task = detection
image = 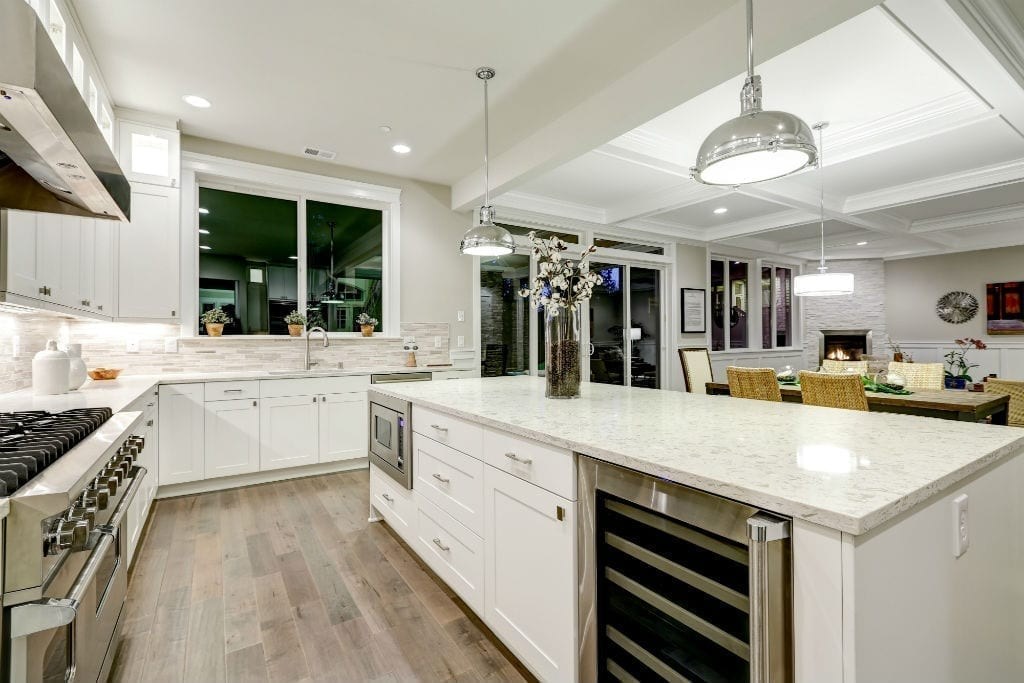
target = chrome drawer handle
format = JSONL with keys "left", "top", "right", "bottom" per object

{"left": 432, "top": 537, "right": 450, "bottom": 552}
{"left": 224, "top": 389, "right": 243, "bottom": 393}
{"left": 146, "top": 420, "right": 154, "bottom": 427}
{"left": 381, "top": 493, "right": 394, "bottom": 503}
{"left": 432, "top": 473, "right": 450, "bottom": 484}
{"left": 430, "top": 424, "right": 449, "bottom": 433}
{"left": 504, "top": 452, "right": 533, "bottom": 465}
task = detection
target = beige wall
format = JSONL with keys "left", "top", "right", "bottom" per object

{"left": 885, "top": 246, "right": 1024, "bottom": 342}
{"left": 181, "top": 136, "right": 475, "bottom": 347}
{"left": 668, "top": 242, "right": 709, "bottom": 391}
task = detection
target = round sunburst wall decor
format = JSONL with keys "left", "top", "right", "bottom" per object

{"left": 936, "top": 291, "right": 978, "bottom": 324}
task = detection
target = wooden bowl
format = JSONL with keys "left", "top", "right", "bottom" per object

{"left": 87, "top": 368, "right": 122, "bottom": 381}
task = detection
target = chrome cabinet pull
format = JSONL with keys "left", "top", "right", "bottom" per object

{"left": 224, "top": 389, "right": 243, "bottom": 393}
{"left": 430, "top": 424, "right": 448, "bottom": 433}
{"left": 432, "top": 473, "right": 450, "bottom": 484}
{"left": 381, "top": 493, "right": 394, "bottom": 503}
{"left": 146, "top": 419, "right": 154, "bottom": 427}
{"left": 504, "top": 451, "right": 533, "bottom": 465}
{"left": 432, "top": 537, "right": 450, "bottom": 552}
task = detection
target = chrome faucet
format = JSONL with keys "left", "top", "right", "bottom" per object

{"left": 305, "top": 326, "right": 329, "bottom": 370}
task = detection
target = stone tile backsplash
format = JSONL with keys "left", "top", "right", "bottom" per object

{"left": 0, "top": 312, "right": 450, "bottom": 395}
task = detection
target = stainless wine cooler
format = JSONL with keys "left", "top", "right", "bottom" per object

{"left": 579, "top": 457, "right": 792, "bottom": 682}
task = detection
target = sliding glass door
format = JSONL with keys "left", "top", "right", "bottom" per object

{"left": 588, "top": 263, "right": 662, "bottom": 388}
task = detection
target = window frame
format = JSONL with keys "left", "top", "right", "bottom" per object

{"left": 180, "top": 152, "right": 401, "bottom": 338}
{"left": 761, "top": 262, "right": 795, "bottom": 350}
{"left": 710, "top": 253, "right": 802, "bottom": 354}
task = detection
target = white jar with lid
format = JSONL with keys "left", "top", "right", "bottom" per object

{"left": 33, "top": 340, "right": 70, "bottom": 395}
{"left": 67, "top": 343, "right": 87, "bottom": 390}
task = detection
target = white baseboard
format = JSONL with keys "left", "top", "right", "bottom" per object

{"left": 155, "top": 457, "right": 369, "bottom": 498}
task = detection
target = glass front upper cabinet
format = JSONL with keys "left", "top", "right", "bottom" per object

{"left": 117, "top": 120, "right": 181, "bottom": 187}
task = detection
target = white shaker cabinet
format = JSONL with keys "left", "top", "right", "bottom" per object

{"left": 483, "top": 466, "right": 577, "bottom": 683}
{"left": 318, "top": 392, "right": 368, "bottom": 463}
{"left": 205, "top": 399, "right": 260, "bottom": 479}
{"left": 126, "top": 393, "right": 159, "bottom": 564}
{"left": 260, "top": 395, "right": 319, "bottom": 471}
{"left": 157, "top": 383, "right": 205, "bottom": 485}
{"left": 116, "top": 183, "right": 180, "bottom": 321}
{"left": 117, "top": 120, "right": 181, "bottom": 188}
{"left": 0, "top": 210, "right": 62, "bottom": 307}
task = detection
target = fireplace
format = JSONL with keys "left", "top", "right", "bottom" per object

{"left": 817, "top": 329, "right": 872, "bottom": 364}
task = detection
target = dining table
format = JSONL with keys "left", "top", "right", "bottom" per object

{"left": 704, "top": 381, "right": 1011, "bottom": 425}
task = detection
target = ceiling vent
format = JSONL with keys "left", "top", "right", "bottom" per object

{"left": 302, "top": 146, "right": 336, "bottom": 161}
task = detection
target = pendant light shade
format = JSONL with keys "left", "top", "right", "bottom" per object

{"left": 692, "top": 0, "right": 817, "bottom": 186}
{"left": 793, "top": 122, "right": 854, "bottom": 297}
{"left": 460, "top": 67, "right": 514, "bottom": 256}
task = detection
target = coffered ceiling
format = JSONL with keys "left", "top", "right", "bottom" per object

{"left": 494, "top": 0, "right": 1024, "bottom": 261}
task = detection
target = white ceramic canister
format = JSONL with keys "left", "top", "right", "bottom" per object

{"left": 33, "top": 340, "right": 70, "bottom": 395}
{"left": 67, "top": 343, "right": 87, "bottom": 390}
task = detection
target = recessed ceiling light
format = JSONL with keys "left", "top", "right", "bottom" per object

{"left": 713, "top": 207, "right": 728, "bottom": 215}
{"left": 198, "top": 228, "right": 210, "bottom": 235}
{"left": 379, "top": 125, "right": 392, "bottom": 134}
{"left": 198, "top": 207, "right": 209, "bottom": 214}
{"left": 856, "top": 241, "right": 868, "bottom": 246}
{"left": 199, "top": 245, "right": 211, "bottom": 250}
{"left": 183, "top": 94, "right": 211, "bottom": 108}
{"left": 392, "top": 143, "right": 411, "bottom": 154}
{"left": 289, "top": 255, "right": 298, "bottom": 260}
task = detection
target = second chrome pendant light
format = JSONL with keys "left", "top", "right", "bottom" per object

{"left": 459, "top": 67, "right": 514, "bottom": 256}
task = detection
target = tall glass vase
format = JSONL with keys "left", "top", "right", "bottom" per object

{"left": 544, "top": 307, "right": 581, "bottom": 399}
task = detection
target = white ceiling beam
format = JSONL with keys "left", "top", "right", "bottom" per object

{"left": 450, "top": 0, "right": 884, "bottom": 211}
{"left": 604, "top": 180, "right": 725, "bottom": 225}
{"left": 494, "top": 191, "right": 607, "bottom": 225}
{"left": 703, "top": 208, "right": 819, "bottom": 242}
{"left": 910, "top": 201, "right": 1024, "bottom": 232}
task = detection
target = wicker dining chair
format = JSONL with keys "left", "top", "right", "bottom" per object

{"left": 799, "top": 371, "right": 868, "bottom": 411}
{"left": 678, "top": 348, "right": 714, "bottom": 394}
{"left": 984, "top": 379, "right": 1024, "bottom": 427}
{"left": 820, "top": 359, "right": 868, "bottom": 375}
{"left": 726, "top": 367, "right": 782, "bottom": 402}
{"left": 887, "top": 361, "right": 944, "bottom": 390}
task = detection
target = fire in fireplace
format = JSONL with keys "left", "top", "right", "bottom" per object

{"left": 817, "top": 329, "right": 873, "bottom": 364}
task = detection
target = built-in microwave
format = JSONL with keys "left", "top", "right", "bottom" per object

{"left": 368, "top": 391, "right": 413, "bottom": 489}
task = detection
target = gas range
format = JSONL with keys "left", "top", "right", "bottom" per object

{"left": 1, "top": 406, "right": 150, "bottom": 683}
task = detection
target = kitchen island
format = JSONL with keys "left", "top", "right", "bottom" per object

{"left": 370, "top": 376, "right": 1024, "bottom": 683}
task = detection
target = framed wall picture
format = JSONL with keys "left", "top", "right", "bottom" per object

{"left": 681, "top": 288, "right": 706, "bottom": 333}
{"left": 987, "top": 282, "right": 1024, "bottom": 334}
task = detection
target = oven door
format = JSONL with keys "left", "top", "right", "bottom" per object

{"left": 7, "top": 531, "right": 125, "bottom": 683}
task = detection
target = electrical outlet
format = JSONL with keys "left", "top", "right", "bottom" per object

{"left": 434, "top": 336, "right": 442, "bottom": 348}
{"left": 457, "top": 310, "right": 465, "bottom": 322}
{"left": 953, "top": 494, "right": 969, "bottom": 557}
{"left": 164, "top": 337, "right": 179, "bottom": 353}
{"left": 126, "top": 337, "right": 140, "bottom": 353}
{"left": 457, "top": 335, "right": 465, "bottom": 348}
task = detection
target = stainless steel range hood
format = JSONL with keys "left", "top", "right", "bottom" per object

{"left": 0, "top": 0, "right": 130, "bottom": 221}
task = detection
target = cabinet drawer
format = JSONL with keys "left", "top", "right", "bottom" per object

{"left": 414, "top": 435, "right": 484, "bottom": 536}
{"left": 414, "top": 495, "right": 484, "bottom": 615}
{"left": 483, "top": 428, "right": 576, "bottom": 500}
{"left": 413, "top": 406, "right": 483, "bottom": 459}
{"left": 370, "top": 464, "right": 416, "bottom": 542}
{"left": 204, "top": 381, "right": 259, "bottom": 401}
{"left": 260, "top": 375, "right": 370, "bottom": 398}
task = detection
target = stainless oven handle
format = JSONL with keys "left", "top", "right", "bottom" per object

{"left": 96, "top": 466, "right": 148, "bottom": 536}
{"left": 8, "top": 532, "right": 117, "bottom": 638}
{"left": 747, "top": 513, "right": 790, "bottom": 683}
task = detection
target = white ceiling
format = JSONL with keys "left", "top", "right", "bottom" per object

{"left": 70, "top": 0, "right": 720, "bottom": 185}
{"left": 495, "top": 0, "right": 1024, "bottom": 261}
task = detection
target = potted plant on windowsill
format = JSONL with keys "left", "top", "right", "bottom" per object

{"left": 284, "top": 310, "right": 306, "bottom": 337}
{"left": 944, "top": 337, "right": 986, "bottom": 389}
{"left": 356, "top": 312, "right": 378, "bottom": 337}
{"left": 200, "top": 307, "right": 231, "bottom": 337}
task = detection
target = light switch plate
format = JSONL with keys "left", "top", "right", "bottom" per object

{"left": 457, "top": 310, "right": 465, "bottom": 322}
{"left": 953, "top": 494, "right": 969, "bottom": 557}
{"left": 434, "top": 336, "right": 442, "bottom": 348}
{"left": 126, "top": 337, "right": 140, "bottom": 353}
{"left": 164, "top": 337, "right": 179, "bottom": 353}
{"left": 457, "top": 335, "right": 465, "bottom": 348}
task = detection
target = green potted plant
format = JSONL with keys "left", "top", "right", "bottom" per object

{"left": 200, "top": 307, "right": 231, "bottom": 337}
{"left": 944, "top": 337, "right": 986, "bottom": 389}
{"left": 284, "top": 310, "right": 306, "bottom": 337}
{"left": 356, "top": 312, "right": 378, "bottom": 337}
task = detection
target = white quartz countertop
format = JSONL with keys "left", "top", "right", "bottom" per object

{"left": 0, "top": 366, "right": 459, "bottom": 414}
{"left": 371, "top": 376, "right": 1024, "bottom": 535}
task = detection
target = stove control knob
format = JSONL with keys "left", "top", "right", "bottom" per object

{"left": 45, "top": 519, "right": 89, "bottom": 554}
{"left": 68, "top": 504, "right": 95, "bottom": 529}
{"left": 94, "top": 474, "right": 117, "bottom": 497}
{"left": 88, "top": 481, "right": 110, "bottom": 510}
{"left": 128, "top": 434, "right": 145, "bottom": 450}
{"left": 101, "top": 467, "right": 122, "bottom": 489}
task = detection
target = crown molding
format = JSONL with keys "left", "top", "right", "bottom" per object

{"left": 494, "top": 191, "right": 607, "bottom": 225}
{"left": 843, "top": 158, "right": 1024, "bottom": 214}
{"left": 949, "top": 0, "right": 1024, "bottom": 88}
{"left": 605, "top": 182, "right": 727, "bottom": 224}
{"left": 615, "top": 217, "right": 706, "bottom": 243}
{"left": 910, "top": 200, "right": 1024, "bottom": 232}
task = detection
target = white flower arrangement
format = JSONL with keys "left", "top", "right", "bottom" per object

{"left": 518, "top": 232, "right": 602, "bottom": 315}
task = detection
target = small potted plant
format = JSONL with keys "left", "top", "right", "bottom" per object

{"left": 944, "top": 337, "right": 987, "bottom": 389}
{"left": 284, "top": 310, "right": 306, "bottom": 337}
{"left": 356, "top": 312, "right": 378, "bottom": 337}
{"left": 200, "top": 307, "right": 231, "bottom": 337}
{"left": 886, "top": 335, "right": 905, "bottom": 362}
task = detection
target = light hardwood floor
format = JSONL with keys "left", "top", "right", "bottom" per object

{"left": 110, "top": 469, "right": 533, "bottom": 683}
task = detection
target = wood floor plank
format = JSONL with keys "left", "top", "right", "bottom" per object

{"left": 278, "top": 549, "right": 320, "bottom": 607}
{"left": 254, "top": 571, "right": 312, "bottom": 683}
{"left": 225, "top": 642, "right": 271, "bottom": 683}
{"left": 184, "top": 596, "right": 226, "bottom": 682}
{"left": 294, "top": 523, "right": 361, "bottom": 624}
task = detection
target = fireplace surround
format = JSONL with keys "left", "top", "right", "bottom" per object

{"left": 817, "top": 329, "right": 873, "bottom": 364}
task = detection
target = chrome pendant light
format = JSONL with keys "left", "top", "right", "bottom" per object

{"left": 793, "top": 122, "right": 854, "bottom": 297}
{"left": 691, "top": 0, "right": 818, "bottom": 186}
{"left": 460, "top": 67, "right": 514, "bottom": 256}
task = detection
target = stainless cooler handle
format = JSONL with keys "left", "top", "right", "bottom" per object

{"left": 747, "top": 513, "right": 791, "bottom": 683}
